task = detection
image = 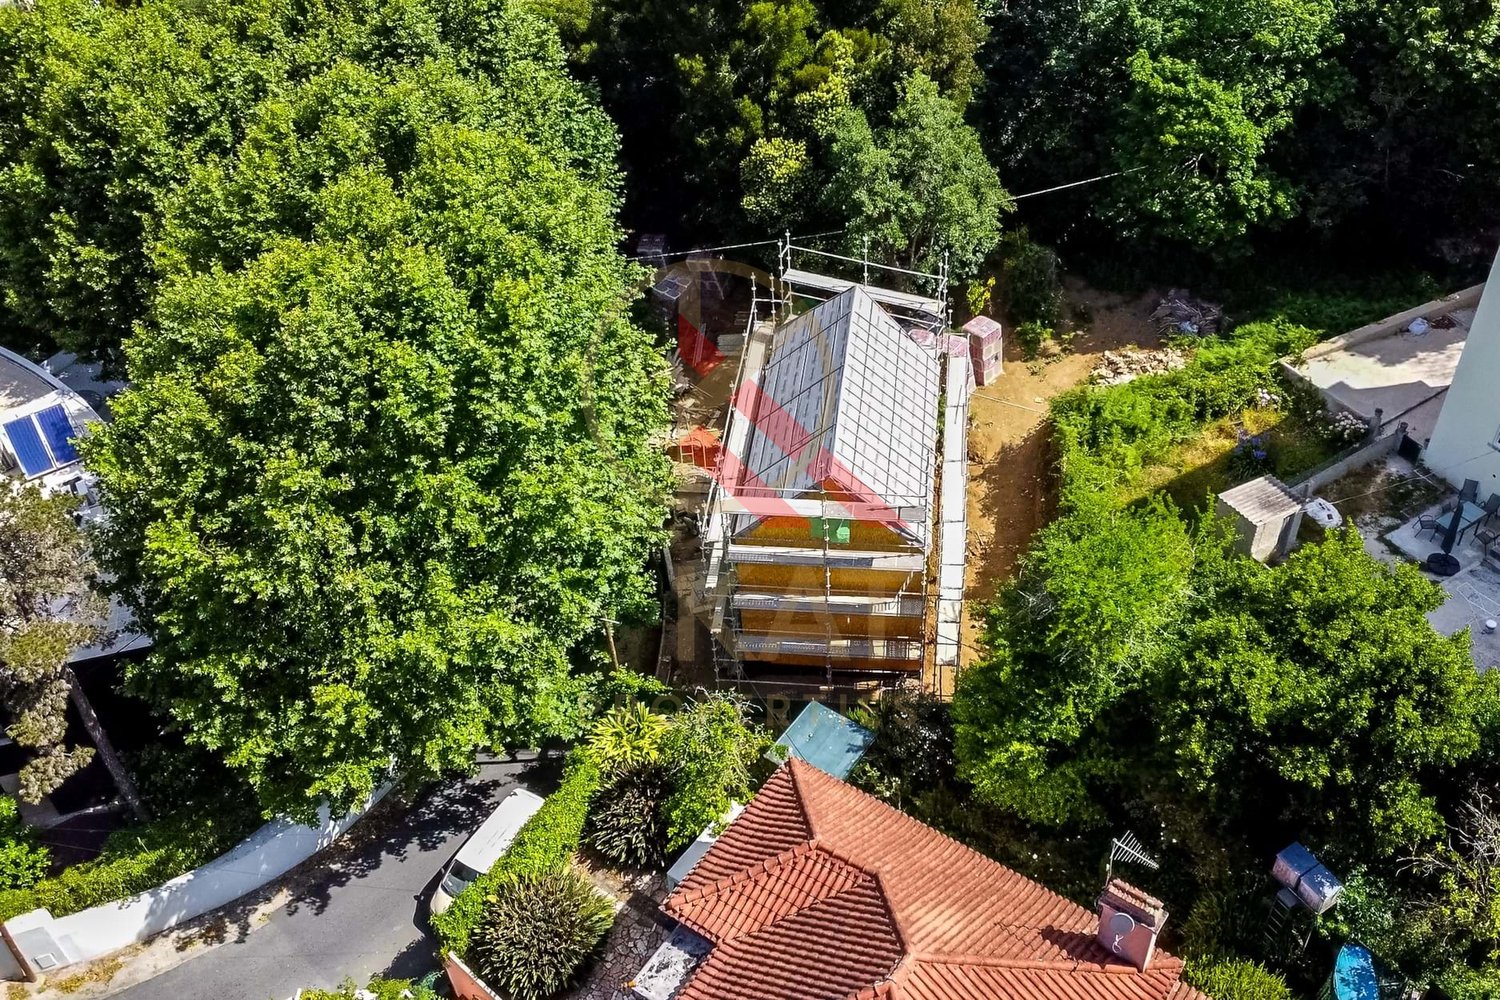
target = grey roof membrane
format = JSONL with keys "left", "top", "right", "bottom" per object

{"left": 737, "top": 286, "right": 940, "bottom": 538}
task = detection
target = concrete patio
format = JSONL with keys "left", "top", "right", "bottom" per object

{"left": 1287, "top": 285, "right": 1483, "bottom": 444}
{"left": 1387, "top": 503, "right": 1500, "bottom": 671}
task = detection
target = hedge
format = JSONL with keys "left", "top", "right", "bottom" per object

{"left": 431, "top": 751, "right": 603, "bottom": 959}
{"left": 0, "top": 792, "right": 260, "bottom": 922}
{"left": 1184, "top": 956, "right": 1292, "bottom": 1000}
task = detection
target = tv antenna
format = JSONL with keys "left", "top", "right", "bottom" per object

{"left": 1106, "top": 831, "right": 1160, "bottom": 883}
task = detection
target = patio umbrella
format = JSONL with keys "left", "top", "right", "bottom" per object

{"left": 1426, "top": 503, "right": 1465, "bottom": 576}
{"left": 1441, "top": 503, "right": 1464, "bottom": 555}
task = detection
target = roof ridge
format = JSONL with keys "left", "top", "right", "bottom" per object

{"left": 788, "top": 759, "right": 1035, "bottom": 875}
{"left": 667, "top": 838, "right": 822, "bottom": 908}
{"left": 908, "top": 952, "right": 1186, "bottom": 975}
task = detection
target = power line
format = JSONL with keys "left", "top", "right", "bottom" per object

{"left": 626, "top": 228, "right": 845, "bottom": 262}
{"left": 1012, "top": 166, "right": 1145, "bottom": 201}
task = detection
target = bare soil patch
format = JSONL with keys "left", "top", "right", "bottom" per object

{"left": 959, "top": 281, "right": 1162, "bottom": 673}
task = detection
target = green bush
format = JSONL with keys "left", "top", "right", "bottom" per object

{"left": 657, "top": 694, "right": 770, "bottom": 850}
{"left": 299, "top": 977, "right": 436, "bottom": 1000}
{"left": 470, "top": 867, "right": 614, "bottom": 1000}
{"left": 1015, "top": 321, "right": 1052, "bottom": 359}
{"left": 586, "top": 703, "right": 668, "bottom": 776}
{"left": 1185, "top": 957, "right": 1292, "bottom": 1000}
{"left": 0, "top": 789, "right": 260, "bottom": 921}
{"left": 998, "top": 229, "right": 1063, "bottom": 328}
{"left": 586, "top": 763, "right": 670, "bottom": 869}
{"left": 0, "top": 795, "right": 49, "bottom": 891}
{"left": 432, "top": 751, "right": 602, "bottom": 958}
{"left": 1050, "top": 320, "right": 1317, "bottom": 503}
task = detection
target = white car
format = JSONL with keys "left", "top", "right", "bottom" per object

{"left": 430, "top": 788, "right": 545, "bottom": 916}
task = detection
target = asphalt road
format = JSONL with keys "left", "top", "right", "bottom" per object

{"left": 113, "top": 754, "right": 549, "bottom": 1000}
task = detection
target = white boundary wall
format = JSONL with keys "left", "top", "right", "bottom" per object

{"left": 935, "top": 336, "right": 974, "bottom": 676}
{"left": 4, "top": 784, "right": 391, "bottom": 978}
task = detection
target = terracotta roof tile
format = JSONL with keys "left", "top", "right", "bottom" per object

{"left": 660, "top": 759, "right": 1207, "bottom": 1000}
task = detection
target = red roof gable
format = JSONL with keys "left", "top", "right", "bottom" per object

{"left": 662, "top": 759, "right": 1207, "bottom": 1000}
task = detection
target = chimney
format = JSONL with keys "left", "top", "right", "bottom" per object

{"left": 1096, "top": 878, "right": 1167, "bottom": 971}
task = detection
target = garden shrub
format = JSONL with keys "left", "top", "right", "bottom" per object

{"left": 1015, "top": 321, "right": 1052, "bottom": 359}
{"left": 432, "top": 750, "right": 602, "bottom": 958}
{"left": 0, "top": 795, "right": 48, "bottom": 891}
{"left": 586, "top": 702, "right": 668, "bottom": 776}
{"left": 470, "top": 867, "right": 614, "bottom": 1000}
{"left": 1184, "top": 956, "right": 1292, "bottom": 1000}
{"left": 300, "top": 977, "right": 435, "bottom": 1000}
{"left": 657, "top": 694, "right": 769, "bottom": 850}
{"left": 0, "top": 788, "right": 260, "bottom": 921}
{"left": 998, "top": 229, "right": 1063, "bottom": 328}
{"left": 586, "top": 763, "right": 670, "bottom": 869}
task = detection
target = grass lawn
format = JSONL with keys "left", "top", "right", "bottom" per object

{"left": 1119, "top": 405, "right": 1346, "bottom": 511}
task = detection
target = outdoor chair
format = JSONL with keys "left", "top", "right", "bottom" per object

{"left": 1461, "top": 479, "right": 1480, "bottom": 503}
{"left": 1479, "top": 527, "right": 1500, "bottom": 549}
{"left": 1484, "top": 493, "right": 1500, "bottom": 524}
{"left": 1441, "top": 497, "right": 1459, "bottom": 513}
{"left": 1417, "top": 513, "right": 1440, "bottom": 537}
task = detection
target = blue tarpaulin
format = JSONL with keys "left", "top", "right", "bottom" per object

{"left": 773, "top": 702, "right": 875, "bottom": 780}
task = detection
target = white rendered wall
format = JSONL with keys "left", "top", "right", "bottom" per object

{"left": 4, "top": 785, "right": 389, "bottom": 977}
{"left": 1426, "top": 249, "right": 1500, "bottom": 492}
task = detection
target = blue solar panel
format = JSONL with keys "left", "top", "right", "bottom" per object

{"left": 4, "top": 417, "right": 52, "bottom": 477}
{"left": 34, "top": 405, "right": 77, "bottom": 465}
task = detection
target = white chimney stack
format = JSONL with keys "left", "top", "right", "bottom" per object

{"left": 1096, "top": 878, "right": 1167, "bottom": 972}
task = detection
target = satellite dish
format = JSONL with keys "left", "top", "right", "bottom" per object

{"left": 1109, "top": 912, "right": 1137, "bottom": 938}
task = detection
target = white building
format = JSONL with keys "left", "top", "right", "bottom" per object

{"left": 1425, "top": 249, "right": 1500, "bottom": 494}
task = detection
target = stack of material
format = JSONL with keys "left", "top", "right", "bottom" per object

{"left": 1152, "top": 289, "right": 1225, "bottom": 336}
{"left": 1090, "top": 347, "right": 1187, "bottom": 385}
{"left": 962, "top": 315, "right": 1003, "bottom": 386}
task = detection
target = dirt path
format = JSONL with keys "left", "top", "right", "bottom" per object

{"left": 957, "top": 281, "right": 1162, "bottom": 672}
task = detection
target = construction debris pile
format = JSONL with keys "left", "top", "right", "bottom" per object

{"left": 1152, "top": 289, "right": 1226, "bottom": 336}
{"left": 1090, "top": 347, "right": 1188, "bottom": 385}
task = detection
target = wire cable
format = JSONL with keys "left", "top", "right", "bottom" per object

{"left": 625, "top": 228, "right": 845, "bottom": 262}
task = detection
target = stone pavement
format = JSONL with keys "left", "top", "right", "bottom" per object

{"left": 567, "top": 871, "right": 671, "bottom": 1000}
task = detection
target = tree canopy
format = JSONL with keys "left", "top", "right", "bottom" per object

{"left": 0, "top": 484, "right": 105, "bottom": 802}
{"left": 63, "top": 0, "right": 670, "bottom": 818}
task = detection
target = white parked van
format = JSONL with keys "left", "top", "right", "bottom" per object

{"left": 430, "top": 787, "right": 545, "bottom": 916}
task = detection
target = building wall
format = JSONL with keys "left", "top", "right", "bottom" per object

{"left": 733, "top": 563, "right": 920, "bottom": 596}
{"left": 735, "top": 514, "right": 917, "bottom": 551}
{"left": 1427, "top": 250, "right": 1500, "bottom": 492}
{"left": 737, "top": 610, "right": 922, "bottom": 641}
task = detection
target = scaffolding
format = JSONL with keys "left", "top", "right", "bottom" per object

{"left": 698, "top": 244, "right": 955, "bottom": 686}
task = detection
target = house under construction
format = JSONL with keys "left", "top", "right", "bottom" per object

{"left": 698, "top": 241, "right": 973, "bottom": 686}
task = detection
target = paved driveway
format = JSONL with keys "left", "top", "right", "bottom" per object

{"left": 111, "top": 754, "right": 549, "bottom": 1000}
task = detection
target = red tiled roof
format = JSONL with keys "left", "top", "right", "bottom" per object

{"left": 663, "top": 759, "right": 1207, "bottom": 1000}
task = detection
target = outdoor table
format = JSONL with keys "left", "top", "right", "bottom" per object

{"left": 1434, "top": 500, "right": 1482, "bottom": 539}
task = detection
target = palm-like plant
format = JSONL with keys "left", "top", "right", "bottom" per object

{"left": 470, "top": 867, "right": 614, "bottom": 1000}
{"left": 586, "top": 702, "right": 668, "bottom": 775}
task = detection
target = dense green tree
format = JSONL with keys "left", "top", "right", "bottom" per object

{"left": 955, "top": 522, "right": 1500, "bottom": 857}
{"left": 1161, "top": 529, "right": 1493, "bottom": 855}
{"left": 825, "top": 73, "right": 1008, "bottom": 276}
{"left": 83, "top": 5, "right": 670, "bottom": 818}
{"left": 953, "top": 498, "right": 1193, "bottom": 825}
{"left": 0, "top": 0, "right": 625, "bottom": 367}
{"left": 578, "top": 0, "right": 999, "bottom": 263}
{"left": 0, "top": 484, "right": 144, "bottom": 815}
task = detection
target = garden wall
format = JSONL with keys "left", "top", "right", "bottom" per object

{"left": 1288, "top": 430, "right": 1404, "bottom": 498}
{"left": 1, "top": 785, "right": 390, "bottom": 980}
